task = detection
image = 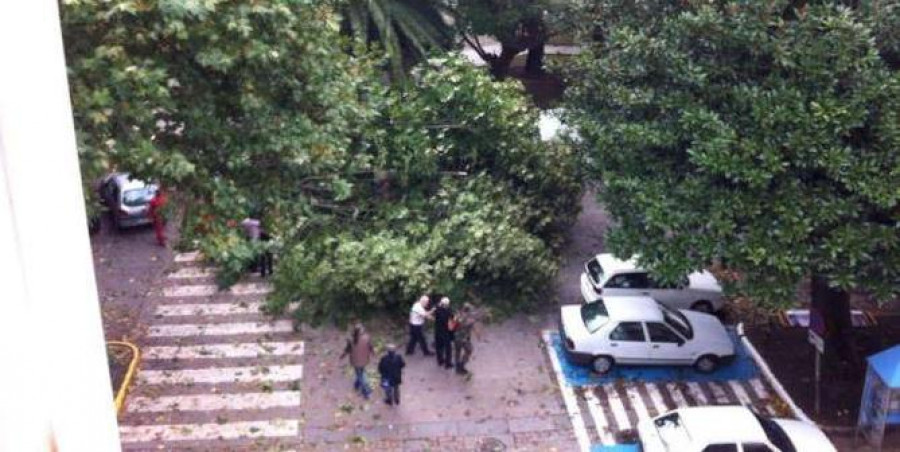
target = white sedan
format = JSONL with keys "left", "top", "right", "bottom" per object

{"left": 639, "top": 406, "right": 836, "bottom": 452}
{"left": 560, "top": 295, "right": 735, "bottom": 373}
{"left": 581, "top": 253, "right": 724, "bottom": 313}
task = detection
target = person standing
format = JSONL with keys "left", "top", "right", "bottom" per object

{"left": 339, "top": 323, "right": 375, "bottom": 399}
{"left": 454, "top": 303, "right": 477, "bottom": 375}
{"left": 240, "top": 213, "right": 263, "bottom": 274}
{"left": 378, "top": 344, "right": 405, "bottom": 406}
{"left": 148, "top": 187, "right": 168, "bottom": 247}
{"left": 258, "top": 228, "right": 274, "bottom": 277}
{"left": 406, "top": 295, "right": 433, "bottom": 356}
{"left": 433, "top": 297, "right": 454, "bottom": 369}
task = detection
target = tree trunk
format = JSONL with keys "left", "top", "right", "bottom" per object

{"left": 488, "top": 44, "right": 520, "bottom": 79}
{"left": 525, "top": 43, "right": 545, "bottom": 77}
{"left": 810, "top": 274, "right": 859, "bottom": 366}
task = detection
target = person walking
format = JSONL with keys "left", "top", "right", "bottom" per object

{"left": 433, "top": 297, "right": 454, "bottom": 369}
{"left": 454, "top": 303, "right": 477, "bottom": 375}
{"left": 258, "top": 228, "right": 274, "bottom": 277}
{"left": 148, "top": 187, "right": 168, "bottom": 247}
{"left": 406, "top": 295, "right": 433, "bottom": 356}
{"left": 339, "top": 323, "right": 375, "bottom": 399}
{"left": 240, "top": 213, "right": 265, "bottom": 275}
{"left": 378, "top": 344, "right": 405, "bottom": 406}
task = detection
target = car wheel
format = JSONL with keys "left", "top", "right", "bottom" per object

{"left": 592, "top": 355, "right": 614, "bottom": 374}
{"left": 690, "top": 300, "right": 714, "bottom": 313}
{"left": 694, "top": 355, "right": 718, "bottom": 373}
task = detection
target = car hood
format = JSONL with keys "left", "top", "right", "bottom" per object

{"left": 561, "top": 305, "right": 591, "bottom": 343}
{"left": 687, "top": 271, "right": 723, "bottom": 293}
{"left": 682, "top": 310, "right": 734, "bottom": 353}
{"left": 772, "top": 419, "right": 836, "bottom": 452}
{"left": 637, "top": 419, "right": 667, "bottom": 452}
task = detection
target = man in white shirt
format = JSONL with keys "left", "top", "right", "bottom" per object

{"left": 406, "top": 295, "right": 434, "bottom": 356}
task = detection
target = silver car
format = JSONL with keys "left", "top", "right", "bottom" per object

{"left": 99, "top": 173, "right": 158, "bottom": 229}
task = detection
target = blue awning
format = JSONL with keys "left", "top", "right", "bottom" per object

{"left": 868, "top": 345, "right": 900, "bottom": 388}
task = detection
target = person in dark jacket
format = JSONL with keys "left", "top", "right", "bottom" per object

{"left": 378, "top": 343, "right": 405, "bottom": 406}
{"left": 433, "top": 297, "right": 455, "bottom": 369}
{"left": 339, "top": 323, "right": 375, "bottom": 399}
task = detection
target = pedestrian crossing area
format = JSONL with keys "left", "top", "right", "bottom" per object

{"left": 118, "top": 251, "right": 303, "bottom": 450}
{"left": 573, "top": 378, "right": 780, "bottom": 446}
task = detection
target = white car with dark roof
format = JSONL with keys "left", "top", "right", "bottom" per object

{"left": 560, "top": 295, "right": 735, "bottom": 374}
{"left": 581, "top": 253, "right": 725, "bottom": 313}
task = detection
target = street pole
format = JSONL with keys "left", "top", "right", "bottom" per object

{"left": 0, "top": 1, "right": 122, "bottom": 450}
{"left": 815, "top": 348, "right": 821, "bottom": 415}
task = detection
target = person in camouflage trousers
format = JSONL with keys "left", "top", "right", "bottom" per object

{"left": 453, "top": 303, "right": 477, "bottom": 375}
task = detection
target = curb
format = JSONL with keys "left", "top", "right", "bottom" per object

{"left": 737, "top": 323, "right": 812, "bottom": 423}
{"left": 107, "top": 340, "right": 140, "bottom": 415}
{"left": 542, "top": 330, "right": 591, "bottom": 452}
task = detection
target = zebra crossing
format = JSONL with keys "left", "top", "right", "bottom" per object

{"left": 118, "top": 251, "right": 303, "bottom": 450}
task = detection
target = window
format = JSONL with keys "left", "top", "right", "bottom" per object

{"left": 742, "top": 444, "right": 775, "bottom": 452}
{"left": 122, "top": 187, "right": 156, "bottom": 206}
{"left": 659, "top": 302, "right": 694, "bottom": 340}
{"left": 649, "top": 275, "right": 689, "bottom": 289}
{"left": 647, "top": 322, "right": 683, "bottom": 343}
{"left": 580, "top": 301, "right": 609, "bottom": 334}
{"left": 586, "top": 258, "right": 604, "bottom": 284}
{"left": 605, "top": 272, "right": 650, "bottom": 289}
{"left": 609, "top": 322, "right": 645, "bottom": 342}
{"left": 702, "top": 445, "right": 737, "bottom": 452}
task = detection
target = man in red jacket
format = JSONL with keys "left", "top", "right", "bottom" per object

{"left": 148, "top": 187, "right": 167, "bottom": 246}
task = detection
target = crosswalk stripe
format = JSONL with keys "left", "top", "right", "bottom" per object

{"left": 686, "top": 382, "right": 709, "bottom": 405}
{"left": 148, "top": 320, "right": 293, "bottom": 337}
{"left": 155, "top": 302, "right": 264, "bottom": 317}
{"left": 119, "top": 419, "right": 298, "bottom": 443}
{"left": 602, "top": 385, "right": 631, "bottom": 431}
{"left": 624, "top": 385, "right": 651, "bottom": 423}
{"left": 584, "top": 388, "right": 615, "bottom": 445}
{"left": 167, "top": 267, "right": 215, "bottom": 279}
{"left": 140, "top": 364, "right": 303, "bottom": 385}
{"left": 128, "top": 391, "right": 301, "bottom": 413}
{"left": 173, "top": 251, "right": 203, "bottom": 263}
{"left": 665, "top": 383, "right": 691, "bottom": 407}
{"left": 728, "top": 380, "right": 754, "bottom": 406}
{"left": 748, "top": 378, "right": 777, "bottom": 415}
{"left": 707, "top": 382, "right": 731, "bottom": 405}
{"left": 144, "top": 341, "right": 305, "bottom": 360}
{"left": 163, "top": 283, "right": 272, "bottom": 298}
{"left": 645, "top": 383, "right": 669, "bottom": 416}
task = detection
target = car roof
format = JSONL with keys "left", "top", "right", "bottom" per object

{"left": 676, "top": 406, "right": 767, "bottom": 444}
{"left": 595, "top": 253, "right": 642, "bottom": 274}
{"left": 111, "top": 173, "right": 152, "bottom": 191}
{"left": 601, "top": 296, "right": 663, "bottom": 322}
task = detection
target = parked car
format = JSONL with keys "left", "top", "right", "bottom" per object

{"left": 560, "top": 295, "right": 735, "bottom": 374}
{"left": 580, "top": 253, "right": 724, "bottom": 313}
{"left": 99, "top": 173, "right": 158, "bottom": 229}
{"left": 638, "top": 405, "right": 836, "bottom": 452}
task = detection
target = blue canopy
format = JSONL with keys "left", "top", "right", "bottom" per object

{"left": 869, "top": 344, "right": 900, "bottom": 388}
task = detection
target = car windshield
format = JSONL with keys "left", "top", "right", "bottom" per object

{"left": 659, "top": 302, "right": 693, "bottom": 340}
{"left": 586, "top": 258, "right": 604, "bottom": 284}
{"left": 754, "top": 413, "right": 796, "bottom": 452}
{"left": 654, "top": 412, "right": 693, "bottom": 450}
{"left": 581, "top": 301, "right": 609, "bottom": 334}
{"left": 122, "top": 187, "right": 156, "bottom": 206}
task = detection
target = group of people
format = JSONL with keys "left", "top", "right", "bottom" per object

{"left": 339, "top": 294, "right": 479, "bottom": 407}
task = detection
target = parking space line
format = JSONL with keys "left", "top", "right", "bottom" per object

{"left": 584, "top": 388, "right": 616, "bottom": 445}
{"left": 748, "top": 379, "right": 777, "bottom": 415}
{"left": 664, "top": 383, "right": 691, "bottom": 407}
{"left": 624, "top": 385, "right": 651, "bottom": 423}
{"left": 603, "top": 385, "right": 631, "bottom": 431}
{"left": 644, "top": 383, "right": 669, "bottom": 416}
{"left": 728, "top": 380, "right": 754, "bottom": 406}
{"left": 707, "top": 382, "right": 731, "bottom": 405}
{"left": 542, "top": 331, "right": 590, "bottom": 452}
{"left": 686, "top": 382, "right": 709, "bottom": 405}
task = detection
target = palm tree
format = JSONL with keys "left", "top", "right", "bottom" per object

{"left": 343, "top": 0, "right": 453, "bottom": 78}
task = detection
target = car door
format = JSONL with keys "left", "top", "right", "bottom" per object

{"left": 603, "top": 272, "right": 653, "bottom": 298}
{"left": 607, "top": 321, "right": 650, "bottom": 364}
{"left": 645, "top": 322, "right": 691, "bottom": 364}
{"left": 649, "top": 275, "right": 692, "bottom": 310}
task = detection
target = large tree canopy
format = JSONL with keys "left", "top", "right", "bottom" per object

{"left": 566, "top": 1, "right": 900, "bottom": 351}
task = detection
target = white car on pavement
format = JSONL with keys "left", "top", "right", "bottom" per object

{"left": 638, "top": 405, "right": 836, "bottom": 452}
{"left": 560, "top": 295, "right": 735, "bottom": 373}
{"left": 581, "top": 253, "right": 724, "bottom": 313}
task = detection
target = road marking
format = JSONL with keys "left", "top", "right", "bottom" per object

{"left": 728, "top": 380, "right": 754, "bottom": 406}
{"left": 167, "top": 267, "right": 215, "bottom": 279}
{"left": 148, "top": 320, "right": 293, "bottom": 337}
{"left": 603, "top": 385, "right": 631, "bottom": 431}
{"left": 584, "top": 388, "right": 615, "bottom": 445}
{"left": 645, "top": 383, "right": 669, "bottom": 416}
{"left": 686, "top": 382, "right": 709, "bottom": 405}
{"left": 542, "top": 331, "right": 590, "bottom": 452}
{"left": 163, "top": 283, "right": 272, "bottom": 298}
{"left": 173, "top": 251, "right": 203, "bottom": 263}
{"left": 144, "top": 341, "right": 305, "bottom": 360}
{"left": 155, "top": 302, "right": 264, "bottom": 317}
{"left": 127, "top": 391, "right": 301, "bottom": 413}
{"left": 139, "top": 364, "right": 303, "bottom": 385}
{"left": 707, "top": 382, "right": 731, "bottom": 405}
{"left": 119, "top": 419, "right": 298, "bottom": 443}
{"left": 665, "top": 383, "right": 691, "bottom": 407}
{"left": 624, "top": 385, "right": 651, "bottom": 423}
{"left": 748, "top": 378, "right": 777, "bottom": 415}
